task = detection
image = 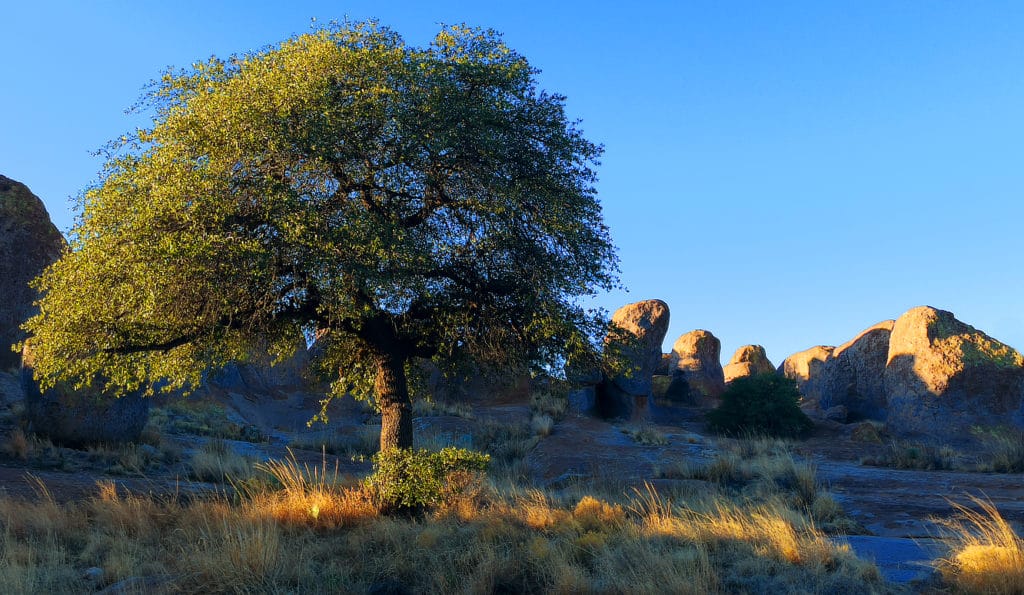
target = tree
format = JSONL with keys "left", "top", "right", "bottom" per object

{"left": 706, "top": 374, "right": 813, "bottom": 439}
{"left": 22, "top": 21, "right": 618, "bottom": 452}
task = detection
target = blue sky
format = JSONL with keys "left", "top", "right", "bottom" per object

{"left": 3, "top": 1, "right": 1023, "bottom": 364}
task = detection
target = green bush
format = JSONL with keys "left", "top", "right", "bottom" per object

{"left": 706, "top": 374, "right": 813, "bottom": 439}
{"left": 367, "top": 447, "right": 490, "bottom": 510}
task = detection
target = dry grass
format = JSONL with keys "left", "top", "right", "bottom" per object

{"left": 248, "top": 450, "right": 377, "bottom": 528}
{"left": 2, "top": 428, "right": 30, "bottom": 460}
{"left": 412, "top": 399, "right": 474, "bottom": 419}
{"left": 937, "top": 496, "right": 1024, "bottom": 594}
{"left": 1, "top": 430, "right": 60, "bottom": 466}
{"left": 973, "top": 427, "right": 1024, "bottom": 473}
{"left": 621, "top": 424, "right": 670, "bottom": 446}
{"left": 530, "top": 390, "right": 568, "bottom": 420}
{"left": 0, "top": 453, "right": 892, "bottom": 594}
{"left": 289, "top": 424, "right": 380, "bottom": 458}
{"left": 861, "top": 440, "right": 963, "bottom": 471}
{"left": 188, "top": 439, "right": 255, "bottom": 483}
{"left": 531, "top": 413, "right": 554, "bottom": 437}
{"left": 659, "top": 438, "right": 859, "bottom": 534}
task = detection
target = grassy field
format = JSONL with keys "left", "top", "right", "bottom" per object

{"left": 1, "top": 398, "right": 1022, "bottom": 593}
{"left": 0, "top": 457, "right": 888, "bottom": 594}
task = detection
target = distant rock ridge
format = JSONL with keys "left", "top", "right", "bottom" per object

{"left": 781, "top": 306, "right": 1024, "bottom": 436}
{"left": 0, "top": 174, "right": 65, "bottom": 370}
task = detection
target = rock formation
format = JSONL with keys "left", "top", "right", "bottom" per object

{"left": 883, "top": 306, "right": 1024, "bottom": 436}
{"left": 781, "top": 306, "right": 1024, "bottom": 437}
{"left": 778, "top": 345, "right": 834, "bottom": 398}
{"left": 666, "top": 329, "right": 724, "bottom": 404}
{"left": 723, "top": 345, "right": 775, "bottom": 384}
{"left": 206, "top": 334, "right": 311, "bottom": 396}
{"left": 21, "top": 343, "right": 150, "bottom": 446}
{"left": 818, "top": 320, "right": 893, "bottom": 420}
{"left": 597, "top": 299, "right": 670, "bottom": 419}
{"left": 0, "top": 175, "right": 65, "bottom": 370}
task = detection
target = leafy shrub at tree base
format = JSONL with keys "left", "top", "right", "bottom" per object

{"left": 367, "top": 447, "right": 490, "bottom": 512}
{"left": 706, "top": 374, "right": 813, "bottom": 439}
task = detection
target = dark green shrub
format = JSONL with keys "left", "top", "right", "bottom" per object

{"left": 706, "top": 374, "right": 812, "bottom": 439}
{"left": 367, "top": 447, "right": 490, "bottom": 510}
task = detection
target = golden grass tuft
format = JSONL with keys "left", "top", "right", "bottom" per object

{"left": 248, "top": 450, "right": 377, "bottom": 528}
{"left": 188, "top": 439, "right": 255, "bottom": 482}
{"left": 938, "top": 496, "right": 1024, "bottom": 594}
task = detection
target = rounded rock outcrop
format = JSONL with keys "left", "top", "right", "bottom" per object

{"left": 21, "top": 344, "right": 150, "bottom": 446}
{"left": 883, "top": 306, "right": 1024, "bottom": 436}
{"left": 0, "top": 175, "right": 65, "bottom": 370}
{"left": 598, "top": 299, "right": 671, "bottom": 419}
{"left": 723, "top": 345, "right": 775, "bottom": 384}
{"left": 818, "top": 321, "right": 893, "bottom": 420}
{"left": 778, "top": 345, "right": 834, "bottom": 406}
{"left": 667, "top": 330, "right": 724, "bottom": 405}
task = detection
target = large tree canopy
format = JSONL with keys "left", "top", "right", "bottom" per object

{"left": 23, "top": 21, "right": 618, "bottom": 450}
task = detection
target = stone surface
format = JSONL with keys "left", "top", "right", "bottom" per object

{"left": 567, "top": 385, "right": 596, "bottom": 415}
{"left": 834, "top": 536, "right": 945, "bottom": 585}
{"left": 597, "top": 300, "right": 670, "bottom": 419}
{"left": 206, "top": 334, "right": 310, "bottom": 395}
{"left": 604, "top": 300, "right": 671, "bottom": 396}
{"left": 883, "top": 306, "right": 1024, "bottom": 436}
{"left": 0, "top": 370, "right": 23, "bottom": 410}
{"left": 0, "top": 175, "right": 65, "bottom": 370}
{"left": 667, "top": 330, "right": 724, "bottom": 405}
{"left": 778, "top": 345, "right": 834, "bottom": 406}
{"left": 653, "top": 353, "right": 672, "bottom": 376}
{"left": 22, "top": 346, "right": 150, "bottom": 446}
{"left": 722, "top": 344, "right": 775, "bottom": 384}
{"left": 822, "top": 404, "right": 849, "bottom": 423}
{"left": 817, "top": 321, "right": 893, "bottom": 420}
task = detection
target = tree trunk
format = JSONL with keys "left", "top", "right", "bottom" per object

{"left": 376, "top": 351, "right": 413, "bottom": 452}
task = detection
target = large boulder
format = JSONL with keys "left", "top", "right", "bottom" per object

{"left": 0, "top": 175, "right": 65, "bottom": 370}
{"left": 0, "top": 370, "right": 23, "bottom": 412}
{"left": 597, "top": 299, "right": 670, "bottom": 419}
{"left": 723, "top": 345, "right": 775, "bottom": 384}
{"left": 778, "top": 345, "right": 834, "bottom": 406}
{"left": 208, "top": 334, "right": 311, "bottom": 395}
{"left": 883, "top": 306, "right": 1024, "bottom": 436}
{"left": 667, "top": 330, "right": 725, "bottom": 405}
{"left": 21, "top": 345, "right": 150, "bottom": 446}
{"left": 817, "top": 321, "right": 893, "bottom": 420}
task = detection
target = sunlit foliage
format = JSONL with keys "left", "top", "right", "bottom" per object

{"left": 22, "top": 20, "right": 618, "bottom": 449}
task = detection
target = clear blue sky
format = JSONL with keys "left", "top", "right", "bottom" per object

{"left": 3, "top": 1, "right": 1023, "bottom": 364}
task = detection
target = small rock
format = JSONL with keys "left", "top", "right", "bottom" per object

{"left": 82, "top": 567, "right": 104, "bottom": 582}
{"left": 823, "top": 405, "right": 848, "bottom": 423}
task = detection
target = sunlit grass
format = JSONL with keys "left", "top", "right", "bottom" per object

{"left": 247, "top": 450, "right": 377, "bottom": 528}
{"left": 937, "top": 496, "right": 1024, "bottom": 594}
{"left": 0, "top": 454, "right": 891, "bottom": 593}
